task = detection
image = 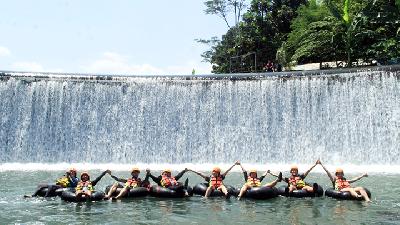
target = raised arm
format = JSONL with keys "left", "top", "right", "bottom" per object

{"left": 143, "top": 173, "right": 150, "bottom": 183}
{"left": 187, "top": 169, "right": 208, "bottom": 179}
{"left": 319, "top": 162, "right": 335, "bottom": 185}
{"left": 110, "top": 173, "right": 127, "bottom": 183}
{"left": 348, "top": 173, "right": 368, "bottom": 183}
{"left": 238, "top": 162, "right": 246, "bottom": 172}
{"left": 222, "top": 161, "right": 239, "bottom": 177}
{"left": 145, "top": 169, "right": 161, "bottom": 185}
{"left": 303, "top": 160, "right": 319, "bottom": 178}
{"left": 258, "top": 170, "right": 271, "bottom": 182}
{"left": 92, "top": 170, "right": 110, "bottom": 186}
{"left": 237, "top": 162, "right": 248, "bottom": 181}
{"left": 175, "top": 168, "right": 189, "bottom": 181}
{"left": 268, "top": 170, "right": 279, "bottom": 178}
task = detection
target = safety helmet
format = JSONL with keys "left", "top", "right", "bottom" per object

{"left": 249, "top": 169, "right": 257, "bottom": 174}
{"left": 212, "top": 167, "right": 221, "bottom": 173}
{"left": 131, "top": 167, "right": 140, "bottom": 173}
{"left": 68, "top": 168, "right": 77, "bottom": 173}
{"left": 335, "top": 168, "right": 344, "bottom": 173}
{"left": 290, "top": 165, "right": 298, "bottom": 171}
{"left": 163, "top": 169, "right": 172, "bottom": 173}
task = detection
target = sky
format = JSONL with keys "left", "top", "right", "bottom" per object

{"left": 0, "top": 1, "right": 232, "bottom": 75}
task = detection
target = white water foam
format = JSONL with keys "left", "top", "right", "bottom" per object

{"left": 1, "top": 72, "right": 399, "bottom": 165}
{"left": 1, "top": 163, "right": 400, "bottom": 174}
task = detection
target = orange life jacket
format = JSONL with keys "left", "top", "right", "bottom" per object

{"left": 246, "top": 176, "right": 261, "bottom": 187}
{"left": 160, "top": 175, "right": 178, "bottom": 188}
{"left": 209, "top": 175, "right": 223, "bottom": 188}
{"left": 335, "top": 177, "right": 350, "bottom": 190}
{"left": 125, "top": 177, "right": 140, "bottom": 188}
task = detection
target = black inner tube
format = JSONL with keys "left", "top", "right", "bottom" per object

{"left": 104, "top": 184, "right": 149, "bottom": 198}
{"left": 149, "top": 185, "right": 192, "bottom": 198}
{"left": 244, "top": 186, "right": 278, "bottom": 200}
{"left": 325, "top": 187, "right": 371, "bottom": 200}
{"left": 192, "top": 183, "right": 238, "bottom": 197}
{"left": 277, "top": 184, "right": 324, "bottom": 198}
{"left": 60, "top": 190, "right": 105, "bottom": 202}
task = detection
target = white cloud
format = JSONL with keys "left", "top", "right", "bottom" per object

{"left": 165, "top": 60, "right": 212, "bottom": 75}
{"left": 83, "top": 52, "right": 212, "bottom": 75}
{"left": 83, "top": 52, "right": 163, "bottom": 75}
{"left": 11, "top": 61, "right": 63, "bottom": 73}
{"left": 0, "top": 46, "right": 11, "bottom": 57}
{"left": 11, "top": 62, "right": 44, "bottom": 71}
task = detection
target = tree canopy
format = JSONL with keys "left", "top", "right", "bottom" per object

{"left": 199, "top": 0, "right": 400, "bottom": 73}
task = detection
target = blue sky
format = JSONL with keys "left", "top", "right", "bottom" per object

{"left": 0, "top": 1, "right": 231, "bottom": 75}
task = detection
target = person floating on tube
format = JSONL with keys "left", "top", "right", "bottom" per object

{"left": 319, "top": 160, "right": 371, "bottom": 202}
{"left": 275, "top": 160, "right": 320, "bottom": 194}
{"left": 236, "top": 161, "right": 282, "bottom": 200}
{"left": 188, "top": 161, "right": 238, "bottom": 199}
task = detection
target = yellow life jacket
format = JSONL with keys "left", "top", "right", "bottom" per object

{"left": 289, "top": 176, "right": 305, "bottom": 189}
{"left": 56, "top": 176, "right": 70, "bottom": 188}
{"left": 246, "top": 176, "right": 261, "bottom": 187}
{"left": 76, "top": 181, "right": 94, "bottom": 191}
{"left": 296, "top": 180, "right": 305, "bottom": 188}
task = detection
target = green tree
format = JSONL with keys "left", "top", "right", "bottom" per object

{"left": 197, "top": 0, "right": 249, "bottom": 68}
{"left": 282, "top": 0, "right": 400, "bottom": 67}
{"left": 199, "top": 0, "right": 307, "bottom": 73}
{"left": 324, "top": 0, "right": 400, "bottom": 66}
{"left": 278, "top": 0, "right": 345, "bottom": 67}
{"left": 204, "top": 0, "right": 248, "bottom": 28}
{"left": 353, "top": 0, "right": 400, "bottom": 64}
{"left": 323, "top": 0, "right": 357, "bottom": 66}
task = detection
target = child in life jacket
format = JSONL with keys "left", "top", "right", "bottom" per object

{"left": 319, "top": 161, "right": 370, "bottom": 202}
{"left": 55, "top": 168, "right": 79, "bottom": 188}
{"left": 75, "top": 170, "right": 109, "bottom": 199}
{"left": 236, "top": 162, "right": 283, "bottom": 200}
{"left": 104, "top": 167, "right": 150, "bottom": 200}
{"left": 280, "top": 160, "right": 320, "bottom": 193}
{"left": 24, "top": 168, "right": 79, "bottom": 198}
{"left": 189, "top": 161, "right": 238, "bottom": 199}
{"left": 147, "top": 168, "right": 189, "bottom": 195}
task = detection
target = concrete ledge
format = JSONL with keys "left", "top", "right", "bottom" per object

{"left": 0, "top": 65, "right": 399, "bottom": 83}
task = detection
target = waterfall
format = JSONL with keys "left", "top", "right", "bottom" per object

{"left": 0, "top": 69, "right": 399, "bottom": 165}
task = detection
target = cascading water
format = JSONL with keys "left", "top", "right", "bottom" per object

{"left": 0, "top": 69, "right": 399, "bottom": 166}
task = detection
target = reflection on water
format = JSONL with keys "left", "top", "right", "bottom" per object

{"left": 333, "top": 202, "right": 349, "bottom": 225}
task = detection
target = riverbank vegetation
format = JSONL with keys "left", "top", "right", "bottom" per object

{"left": 199, "top": 0, "right": 400, "bottom": 73}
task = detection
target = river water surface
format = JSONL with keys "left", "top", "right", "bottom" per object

{"left": 0, "top": 170, "right": 399, "bottom": 225}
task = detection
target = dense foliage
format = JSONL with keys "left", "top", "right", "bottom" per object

{"left": 200, "top": 0, "right": 400, "bottom": 73}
